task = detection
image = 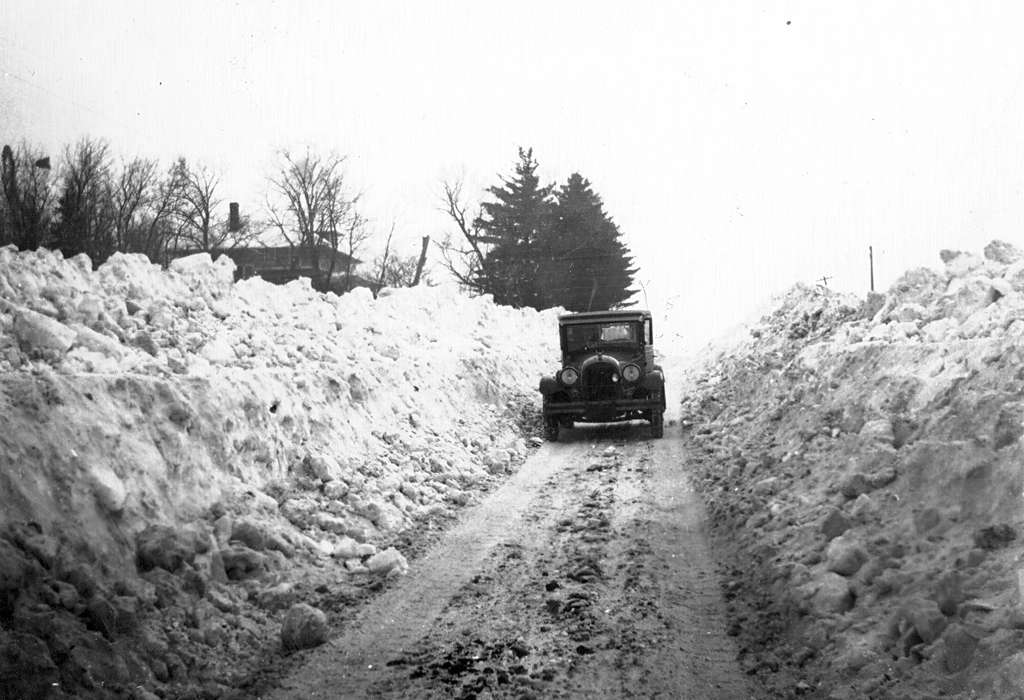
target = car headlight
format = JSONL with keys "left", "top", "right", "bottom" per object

{"left": 559, "top": 367, "right": 579, "bottom": 386}
{"left": 621, "top": 364, "right": 641, "bottom": 383}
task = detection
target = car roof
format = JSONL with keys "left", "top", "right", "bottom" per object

{"left": 558, "top": 310, "right": 652, "bottom": 325}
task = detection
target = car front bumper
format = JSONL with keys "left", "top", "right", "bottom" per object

{"left": 543, "top": 398, "right": 664, "bottom": 418}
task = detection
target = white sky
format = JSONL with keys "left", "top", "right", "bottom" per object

{"left": 3, "top": 1, "right": 1024, "bottom": 348}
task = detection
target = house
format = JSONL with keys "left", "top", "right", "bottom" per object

{"left": 170, "top": 245, "right": 361, "bottom": 290}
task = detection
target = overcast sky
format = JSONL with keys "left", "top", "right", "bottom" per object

{"left": 3, "top": 1, "right": 1024, "bottom": 347}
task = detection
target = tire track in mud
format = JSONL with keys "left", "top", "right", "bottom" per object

{"left": 591, "top": 436, "right": 753, "bottom": 698}
{"left": 265, "top": 425, "right": 751, "bottom": 698}
{"left": 264, "top": 437, "right": 588, "bottom": 699}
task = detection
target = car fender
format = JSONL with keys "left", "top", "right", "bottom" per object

{"left": 642, "top": 369, "right": 664, "bottom": 392}
{"left": 539, "top": 376, "right": 560, "bottom": 395}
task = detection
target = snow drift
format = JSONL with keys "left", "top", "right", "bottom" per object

{"left": 680, "top": 241, "right": 1024, "bottom": 698}
{"left": 1, "top": 248, "right": 557, "bottom": 558}
{"left": 0, "top": 246, "right": 558, "bottom": 697}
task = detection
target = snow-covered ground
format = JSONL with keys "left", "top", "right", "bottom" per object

{"left": 0, "top": 247, "right": 568, "bottom": 697}
{"left": 679, "top": 241, "right": 1024, "bottom": 698}
{"left": 6, "top": 240, "right": 1023, "bottom": 698}
{"left": 0, "top": 247, "right": 567, "bottom": 565}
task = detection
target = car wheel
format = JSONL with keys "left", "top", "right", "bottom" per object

{"left": 650, "top": 410, "right": 664, "bottom": 439}
{"left": 545, "top": 418, "right": 559, "bottom": 442}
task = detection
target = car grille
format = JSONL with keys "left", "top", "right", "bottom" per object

{"left": 582, "top": 362, "right": 618, "bottom": 401}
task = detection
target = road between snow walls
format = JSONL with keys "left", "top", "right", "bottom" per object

{"left": 0, "top": 246, "right": 558, "bottom": 699}
{"left": 680, "top": 241, "right": 1024, "bottom": 699}
{"left": 4, "top": 241, "right": 1024, "bottom": 700}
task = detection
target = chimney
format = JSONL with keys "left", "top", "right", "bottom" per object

{"left": 228, "top": 202, "right": 240, "bottom": 232}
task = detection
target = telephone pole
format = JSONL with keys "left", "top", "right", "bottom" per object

{"left": 869, "top": 246, "right": 875, "bottom": 292}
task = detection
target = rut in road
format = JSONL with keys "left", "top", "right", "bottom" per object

{"left": 266, "top": 424, "right": 752, "bottom": 699}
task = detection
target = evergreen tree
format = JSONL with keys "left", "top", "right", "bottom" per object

{"left": 541, "top": 173, "right": 637, "bottom": 311}
{"left": 1, "top": 143, "right": 54, "bottom": 250}
{"left": 443, "top": 150, "right": 637, "bottom": 311}
{"left": 472, "top": 148, "right": 555, "bottom": 308}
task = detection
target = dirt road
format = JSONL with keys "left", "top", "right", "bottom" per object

{"left": 264, "top": 424, "right": 752, "bottom": 699}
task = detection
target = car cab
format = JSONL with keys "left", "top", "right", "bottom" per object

{"left": 538, "top": 310, "right": 665, "bottom": 440}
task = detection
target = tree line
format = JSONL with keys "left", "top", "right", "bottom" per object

{"left": 2, "top": 140, "right": 635, "bottom": 309}
{"left": 1, "top": 138, "right": 255, "bottom": 264}
{"left": 0, "top": 139, "right": 424, "bottom": 293}
{"left": 440, "top": 148, "right": 637, "bottom": 312}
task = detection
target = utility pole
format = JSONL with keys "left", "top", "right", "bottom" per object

{"left": 412, "top": 235, "right": 430, "bottom": 286}
{"left": 869, "top": 246, "right": 875, "bottom": 292}
{"left": 819, "top": 275, "right": 832, "bottom": 288}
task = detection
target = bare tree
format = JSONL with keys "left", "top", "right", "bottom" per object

{"left": 175, "top": 158, "right": 220, "bottom": 250}
{"left": 104, "top": 156, "right": 194, "bottom": 261}
{"left": 110, "top": 156, "right": 158, "bottom": 253}
{"left": 437, "top": 178, "right": 492, "bottom": 295}
{"left": 175, "top": 158, "right": 257, "bottom": 251}
{"left": 321, "top": 174, "right": 366, "bottom": 291}
{"left": 266, "top": 149, "right": 361, "bottom": 291}
{"left": 52, "top": 138, "right": 116, "bottom": 264}
{"left": 338, "top": 212, "right": 371, "bottom": 292}
{"left": 1, "top": 142, "right": 54, "bottom": 250}
{"left": 135, "top": 160, "right": 188, "bottom": 260}
{"left": 265, "top": 194, "right": 294, "bottom": 245}
{"left": 146, "top": 158, "right": 257, "bottom": 257}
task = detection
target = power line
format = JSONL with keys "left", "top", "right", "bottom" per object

{"left": 0, "top": 33, "right": 144, "bottom": 139}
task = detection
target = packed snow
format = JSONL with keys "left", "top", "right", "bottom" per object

{"left": 0, "top": 246, "right": 566, "bottom": 697}
{"left": 4, "top": 240, "right": 1024, "bottom": 698}
{"left": 0, "top": 247, "right": 561, "bottom": 556}
{"left": 680, "top": 241, "right": 1024, "bottom": 698}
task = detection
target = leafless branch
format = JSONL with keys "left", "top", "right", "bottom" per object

{"left": 266, "top": 148, "right": 362, "bottom": 291}
{"left": 438, "top": 179, "right": 492, "bottom": 294}
{"left": 174, "top": 158, "right": 223, "bottom": 250}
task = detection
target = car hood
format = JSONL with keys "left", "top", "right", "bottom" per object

{"left": 564, "top": 347, "right": 642, "bottom": 367}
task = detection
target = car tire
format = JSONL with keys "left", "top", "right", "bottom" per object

{"left": 650, "top": 410, "right": 664, "bottom": 439}
{"left": 545, "top": 418, "right": 559, "bottom": 442}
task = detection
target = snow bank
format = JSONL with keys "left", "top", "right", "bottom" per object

{"left": 0, "top": 245, "right": 558, "bottom": 571}
{"left": 680, "top": 241, "right": 1024, "bottom": 697}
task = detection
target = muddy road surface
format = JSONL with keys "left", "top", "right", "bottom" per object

{"left": 264, "top": 424, "right": 752, "bottom": 699}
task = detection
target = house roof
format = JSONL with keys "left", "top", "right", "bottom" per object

{"left": 171, "top": 245, "right": 361, "bottom": 267}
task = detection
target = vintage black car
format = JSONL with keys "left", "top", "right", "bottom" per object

{"left": 538, "top": 310, "right": 665, "bottom": 441}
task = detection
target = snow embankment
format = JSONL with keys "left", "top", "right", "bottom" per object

{"left": 0, "top": 246, "right": 563, "bottom": 696}
{"left": 0, "top": 245, "right": 557, "bottom": 587}
{"left": 680, "top": 241, "right": 1024, "bottom": 698}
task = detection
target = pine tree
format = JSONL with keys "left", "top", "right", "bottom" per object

{"left": 1, "top": 143, "right": 54, "bottom": 251}
{"left": 541, "top": 173, "right": 637, "bottom": 311}
{"left": 444, "top": 150, "right": 637, "bottom": 311}
{"left": 472, "top": 147, "right": 555, "bottom": 308}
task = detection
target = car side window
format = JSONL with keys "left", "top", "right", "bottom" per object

{"left": 644, "top": 319, "right": 652, "bottom": 345}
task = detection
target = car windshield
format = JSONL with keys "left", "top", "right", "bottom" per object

{"left": 563, "top": 322, "right": 639, "bottom": 352}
